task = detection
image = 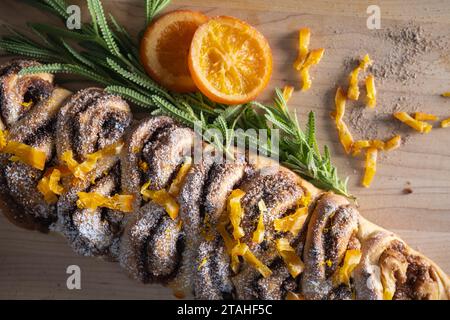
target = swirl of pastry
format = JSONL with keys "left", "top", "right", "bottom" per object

{"left": 231, "top": 164, "right": 316, "bottom": 300}
{"left": 119, "top": 117, "right": 195, "bottom": 283}
{"left": 178, "top": 151, "right": 250, "bottom": 299}
{"left": 0, "top": 60, "right": 71, "bottom": 231}
{"left": 0, "top": 60, "right": 54, "bottom": 130}
{"left": 353, "top": 229, "right": 450, "bottom": 300}
{"left": 55, "top": 88, "right": 132, "bottom": 258}
{"left": 120, "top": 116, "right": 175, "bottom": 210}
{"left": 301, "top": 193, "right": 359, "bottom": 300}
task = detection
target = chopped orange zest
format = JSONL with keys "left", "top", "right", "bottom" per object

{"left": 140, "top": 181, "right": 179, "bottom": 220}
{"left": 2, "top": 140, "right": 46, "bottom": 170}
{"left": 362, "top": 147, "right": 378, "bottom": 188}
{"left": 76, "top": 192, "right": 134, "bottom": 213}
{"left": 384, "top": 135, "right": 402, "bottom": 151}
{"left": 414, "top": 112, "right": 438, "bottom": 121}
{"left": 334, "top": 87, "right": 347, "bottom": 124}
{"left": 20, "top": 100, "right": 33, "bottom": 109}
{"left": 441, "top": 92, "right": 450, "bottom": 97}
{"left": 365, "top": 74, "right": 376, "bottom": 108}
{"left": 252, "top": 200, "right": 266, "bottom": 244}
{"left": 336, "top": 121, "right": 354, "bottom": 154}
{"left": 300, "top": 48, "right": 324, "bottom": 91}
{"left": 282, "top": 86, "right": 294, "bottom": 103}
{"left": 347, "top": 54, "right": 372, "bottom": 101}
{"left": 293, "top": 28, "right": 310, "bottom": 70}
{"left": 276, "top": 238, "right": 304, "bottom": 278}
{"left": 231, "top": 242, "right": 272, "bottom": 278}
{"left": 394, "top": 112, "right": 432, "bottom": 133}
{"left": 61, "top": 142, "right": 123, "bottom": 180}
{"left": 138, "top": 160, "right": 149, "bottom": 172}
{"left": 228, "top": 189, "right": 246, "bottom": 240}
{"left": 37, "top": 168, "right": 65, "bottom": 204}
{"left": 274, "top": 207, "right": 307, "bottom": 236}
{"left": 168, "top": 157, "right": 192, "bottom": 197}
{"left": 441, "top": 118, "right": 450, "bottom": 128}
{"left": 332, "top": 249, "right": 362, "bottom": 286}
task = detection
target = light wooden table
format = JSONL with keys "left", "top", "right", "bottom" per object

{"left": 0, "top": 0, "right": 449, "bottom": 299}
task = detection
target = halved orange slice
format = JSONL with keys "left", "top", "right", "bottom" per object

{"left": 140, "top": 10, "right": 209, "bottom": 92}
{"left": 188, "top": 16, "right": 273, "bottom": 104}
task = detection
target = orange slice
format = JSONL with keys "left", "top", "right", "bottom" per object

{"left": 140, "top": 10, "right": 209, "bottom": 92}
{"left": 188, "top": 16, "right": 273, "bottom": 104}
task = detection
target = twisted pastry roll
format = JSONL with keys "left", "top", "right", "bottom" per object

{"left": 353, "top": 227, "right": 450, "bottom": 300}
{"left": 117, "top": 116, "right": 449, "bottom": 300}
{"left": 55, "top": 88, "right": 132, "bottom": 258}
{"left": 178, "top": 151, "right": 250, "bottom": 299}
{"left": 120, "top": 117, "right": 195, "bottom": 283}
{"left": 231, "top": 165, "right": 319, "bottom": 300}
{"left": 301, "top": 193, "right": 359, "bottom": 300}
{"left": 0, "top": 60, "right": 71, "bottom": 231}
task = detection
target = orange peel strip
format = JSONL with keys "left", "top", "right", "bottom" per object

{"left": 76, "top": 192, "right": 134, "bottom": 213}
{"left": 394, "top": 112, "right": 432, "bottom": 133}
{"left": 414, "top": 112, "right": 438, "bottom": 121}
{"left": 348, "top": 54, "right": 372, "bottom": 101}
{"left": 441, "top": 118, "right": 450, "bottom": 128}
{"left": 252, "top": 200, "right": 266, "bottom": 244}
{"left": 300, "top": 48, "right": 324, "bottom": 91}
{"left": 273, "top": 207, "right": 308, "bottom": 236}
{"left": 293, "top": 28, "right": 310, "bottom": 71}
{"left": 332, "top": 249, "right": 362, "bottom": 286}
{"left": 365, "top": 74, "right": 376, "bottom": 108}
{"left": 231, "top": 242, "right": 272, "bottom": 278}
{"left": 140, "top": 181, "right": 179, "bottom": 220}
{"left": 227, "top": 189, "right": 246, "bottom": 240}
{"left": 362, "top": 147, "right": 378, "bottom": 188}
{"left": 275, "top": 238, "right": 305, "bottom": 278}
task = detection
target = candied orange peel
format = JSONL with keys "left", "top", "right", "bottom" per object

{"left": 333, "top": 249, "right": 362, "bottom": 286}
{"left": 37, "top": 168, "right": 65, "bottom": 204}
{"left": 362, "top": 147, "right": 378, "bottom": 188}
{"left": 2, "top": 141, "right": 47, "bottom": 170}
{"left": 441, "top": 92, "right": 450, "bottom": 97}
{"left": 441, "top": 118, "right": 450, "bottom": 128}
{"left": 293, "top": 28, "right": 310, "bottom": 71}
{"left": 276, "top": 238, "right": 304, "bottom": 278}
{"left": 61, "top": 142, "right": 123, "bottom": 180}
{"left": 300, "top": 48, "right": 325, "bottom": 91}
{"left": 76, "top": 192, "right": 134, "bottom": 213}
{"left": 347, "top": 54, "right": 372, "bottom": 101}
{"left": 167, "top": 157, "right": 192, "bottom": 197}
{"left": 282, "top": 85, "right": 294, "bottom": 103}
{"left": 228, "top": 189, "right": 246, "bottom": 240}
{"left": 365, "top": 74, "right": 376, "bottom": 108}
{"left": 231, "top": 242, "right": 272, "bottom": 278}
{"left": 333, "top": 87, "right": 354, "bottom": 154}
{"left": 394, "top": 112, "right": 432, "bottom": 133}
{"left": 273, "top": 206, "right": 307, "bottom": 236}
{"left": 252, "top": 200, "right": 266, "bottom": 244}
{"left": 140, "top": 180, "right": 179, "bottom": 220}
{"left": 414, "top": 112, "right": 438, "bottom": 121}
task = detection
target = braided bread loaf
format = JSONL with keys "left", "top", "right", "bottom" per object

{"left": 0, "top": 59, "right": 448, "bottom": 300}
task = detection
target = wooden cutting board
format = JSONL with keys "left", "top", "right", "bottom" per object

{"left": 0, "top": 0, "right": 449, "bottom": 299}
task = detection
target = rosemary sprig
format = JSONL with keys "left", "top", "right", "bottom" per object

{"left": 0, "top": 0, "right": 351, "bottom": 198}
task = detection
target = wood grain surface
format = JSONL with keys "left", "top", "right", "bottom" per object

{"left": 0, "top": 0, "right": 449, "bottom": 299}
